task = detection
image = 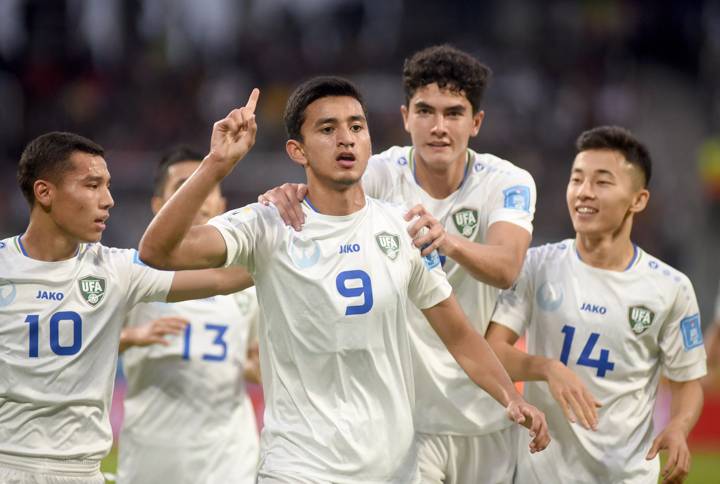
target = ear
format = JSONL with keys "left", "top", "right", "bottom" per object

{"left": 33, "top": 179, "right": 53, "bottom": 209}
{"left": 400, "top": 105, "right": 410, "bottom": 133}
{"left": 629, "top": 188, "right": 649, "bottom": 214}
{"left": 470, "top": 110, "right": 484, "bottom": 137}
{"left": 286, "top": 139, "right": 308, "bottom": 168}
{"left": 150, "top": 196, "right": 164, "bottom": 215}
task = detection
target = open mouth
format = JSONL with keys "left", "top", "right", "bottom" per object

{"left": 336, "top": 152, "right": 356, "bottom": 167}
{"left": 94, "top": 215, "right": 109, "bottom": 229}
{"left": 428, "top": 142, "right": 450, "bottom": 148}
{"left": 575, "top": 206, "right": 598, "bottom": 215}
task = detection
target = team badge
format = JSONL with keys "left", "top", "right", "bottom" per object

{"left": 79, "top": 275, "right": 106, "bottom": 307}
{"left": 375, "top": 232, "right": 400, "bottom": 260}
{"left": 680, "top": 314, "right": 703, "bottom": 350}
{"left": 628, "top": 305, "right": 655, "bottom": 334}
{"left": 452, "top": 208, "right": 479, "bottom": 238}
{"left": 288, "top": 235, "right": 321, "bottom": 269}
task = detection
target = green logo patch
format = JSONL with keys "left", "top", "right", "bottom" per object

{"left": 628, "top": 305, "right": 655, "bottom": 334}
{"left": 452, "top": 208, "right": 479, "bottom": 238}
{"left": 375, "top": 232, "right": 400, "bottom": 260}
{"left": 79, "top": 275, "right": 106, "bottom": 307}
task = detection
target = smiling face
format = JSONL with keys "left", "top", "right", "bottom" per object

{"left": 41, "top": 151, "right": 115, "bottom": 243}
{"left": 286, "top": 95, "right": 371, "bottom": 189}
{"left": 401, "top": 83, "right": 483, "bottom": 172}
{"left": 153, "top": 160, "right": 225, "bottom": 225}
{"left": 567, "top": 149, "right": 649, "bottom": 237}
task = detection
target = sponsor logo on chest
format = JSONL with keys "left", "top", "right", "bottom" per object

{"left": 580, "top": 302, "right": 606, "bottom": 315}
{"left": 452, "top": 208, "right": 479, "bottom": 238}
{"left": 339, "top": 243, "right": 361, "bottom": 254}
{"left": 36, "top": 290, "right": 64, "bottom": 301}
{"left": 628, "top": 305, "right": 655, "bottom": 334}
{"left": 79, "top": 275, "right": 106, "bottom": 307}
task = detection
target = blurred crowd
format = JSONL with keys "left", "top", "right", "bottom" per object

{"left": 1, "top": 0, "right": 719, "bottom": 324}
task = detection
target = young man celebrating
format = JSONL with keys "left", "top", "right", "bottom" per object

{"left": 0, "top": 133, "right": 252, "bottom": 483}
{"left": 117, "top": 147, "right": 260, "bottom": 484}
{"left": 487, "top": 126, "right": 706, "bottom": 484}
{"left": 139, "top": 78, "right": 548, "bottom": 483}
{"left": 260, "top": 45, "right": 537, "bottom": 483}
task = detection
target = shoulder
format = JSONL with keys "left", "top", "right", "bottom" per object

{"left": 470, "top": 151, "right": 535, "bottom": 185}
{"left": 637, "top": 249, "right": 693, "bottom": 292}
{"left": 526, "top": 240, "right": 573, "bottom": 267}
{"left": 368, "top": 146, "right": 412, "bottom": 173}
{"left": 213, "top": 203, "right": 282, "bottom": 230}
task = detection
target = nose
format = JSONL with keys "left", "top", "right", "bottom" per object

{"left": 337, "top": 126, "right": 355, "bottom": 148}
{"left": 102, "top": 186, "right": 115, "bottom": 210}
{"left": 576, "top": 179, "right": 595, "bottom": 200}
{"left": 431, "top": 114, "right": 447, "bottom": 136}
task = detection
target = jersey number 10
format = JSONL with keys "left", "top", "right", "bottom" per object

{"left": 25, "top": 311, "right": 82, "bottom": 357}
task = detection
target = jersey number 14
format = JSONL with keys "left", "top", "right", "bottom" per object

{"left": 559, "top": 324, "right": 615, "bottom": 377}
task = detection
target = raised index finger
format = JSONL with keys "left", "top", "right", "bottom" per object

{"left": 245, "top": 88, "right": 260, "bottom": 114}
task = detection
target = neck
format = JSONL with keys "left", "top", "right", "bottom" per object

{"left": 575, "top": 219, "right": 636, "bottom": 271}
{"left": 305, "top": 181, "right": 366, "bottom": 216}
{"left": 22, "top": 217, "right": 82, "bottom": 262}
{"left": 414, "top": 150, "right": 467, "bottom": 199}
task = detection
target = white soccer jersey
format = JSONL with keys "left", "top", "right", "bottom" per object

{"left": 118, "top": 288, "right": 260, "bottom": 484}
{"left": 492, "top": 240, "right": 707, "bottom": 483}
{"left": 208, "top": 197, "right": 452, "bottom": 483}
{"left": 0, "top": 236, "right": 173, "bottom": 468}
{"left": 363, "top": 145, "right": 537, "bottom": 435}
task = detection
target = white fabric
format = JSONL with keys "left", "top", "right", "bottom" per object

{"left": 363, "top": 145, "right": 537, "bottom": 435}
{"left": 492, "top": 240, "right": 707, "bottom": 483}
{"left": 416, "top": 427, "right": 518, "bottom": 484}
{"left": 117, "top": 289, "right": 260, "bottom": 483}
{"left": 208, "top": 197, "right": 451, "bottom": 483}
{"left": 0, "top": 237, "right": 172, "bottom": 468}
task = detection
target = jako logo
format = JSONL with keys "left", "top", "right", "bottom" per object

{"left": 339, "top": 243, "right": 361, "bottom": 254}
{"left": 580, "top": 303, "right": 606, "bottom": 315}
{"left": 36, "top": 290, "right": 64, "bottom": 301}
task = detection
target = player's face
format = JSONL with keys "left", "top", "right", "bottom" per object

{"left": 48, "top": 152, "right": 114, "bottom": 243}
{"left": 566, "top": 149, "right": 649, "bottom": 236}
{"left": 154, "top": 160, "right": 225, "bottom": 225}
{"left": 401, "top": 83, "right": 483, "bottom": 171}
{"left": 288, "top": 95, "right": 371, "bottom": 188}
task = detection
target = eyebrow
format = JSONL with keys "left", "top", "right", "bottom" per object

{"left": 413, "top": 101, "right": 466, "bottom": 112}
{"left": 82, "top": 175, "right": 110, "bottom": 183}
{"left": 314, "top": 114, "right": 366, "bottom": 126}
{"left": 571, "top": 168, "right": 616, "bottom": 178}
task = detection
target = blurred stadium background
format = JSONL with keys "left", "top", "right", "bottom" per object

{"left": 1, "top": 1, "right": 719, "bottom": 482}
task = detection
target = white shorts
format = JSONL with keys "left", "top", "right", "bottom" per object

{"left": 417, "top": 426, "right": 518, "bottom": 484}
{"left": 0, "top": 454, "right": 104, "bottom": 484}
{"left": 257, "top": 471, "right": 331, "bottom": 484}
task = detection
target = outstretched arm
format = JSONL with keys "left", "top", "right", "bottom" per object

{"left": 646, "top": 379, "right": 703, "bottom": 484}
{"left": 422, "top": 296, "right": 550, "bottom": 453}
{"left": 119, "top": 317, "right": 188, "bottom": 353}
{"left": 406, "top": 206, "right": 530, "bottom": 289}
{"left": 140, "top": 89, "right": 260, "bottom": 270}
{"left": 486, "top": 322, "right": 601, "bottom": 430}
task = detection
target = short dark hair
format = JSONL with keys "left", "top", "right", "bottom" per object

{"left": 154, "top": 145, "right": 204, "bottom": 196}
{"left": 17, "top": 132, "right": 104, "bottom": 205}
{"left": 283, "top": 76, "right": 368, "bottom": 141}
{"left": 402, "top": 44, "right": 492, "bottom": 113}
{"left": 575, "top": 126, "right": 652, "bottom": 187}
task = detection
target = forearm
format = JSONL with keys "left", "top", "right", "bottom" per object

{"left": 140, "top": 160, "right": 221, "bottom": 267}
{"left": 443, "top": 234, "right": 520, "bottom": 289}
{"left": 491, "top": 340, "right": 560, "bottom": 383}
{"left": 666, "top": 380, "right": 704, "bottom": 436}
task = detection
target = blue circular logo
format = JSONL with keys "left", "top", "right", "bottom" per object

{"left": 0, "top": 279, "right": 17, "bottom": 307}
{"left": 536, "top": 281, "right": 563, "bottom": 312}
{"left": 288, "top": 236, "right": 321, "bottom": 269}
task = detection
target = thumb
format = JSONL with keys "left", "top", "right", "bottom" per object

{"left": 646, "top": 436, "right": 662, "bottom": 460}
{"left": 296, "top": 184, "right": 308, "bottom": 201}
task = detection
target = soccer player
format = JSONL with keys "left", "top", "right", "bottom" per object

{"left": 260, "top": 45, "right": 537, "bottom": 483}
{"left": 486, "top": 126, "right": 706, "bottom": 484}
{"left": 116, "top": 147, "right": 260, "bottom": 484}
{"left": 139, "top": 78, "right": 549, "bottom": 483}
{"left": 0, "top": 132, "right": 252, "bottom": 483}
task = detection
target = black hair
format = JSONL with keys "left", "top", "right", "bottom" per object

{"left": 154, "top": 145, "right": 205, "bottom": 195}
{"left": 576, "top": 126, "right": 652, "bottom": 187}
{"left": 17, "top": 131, "right": 104, "bottom": 205}
{"left": 283, "top": 76, "right": 368, "bottom": 141}
{"left": 402, "top": 44, "right": 492, "bottom": 113}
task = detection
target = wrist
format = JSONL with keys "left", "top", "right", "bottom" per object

{"left": 441, "top": 233, "right": 460, "bottom": 258}
{"left": 540, "top": 358, "right": 563, "bottom": 381}
{"left": 201, "top": 153, "right": 232, "bottom": 182}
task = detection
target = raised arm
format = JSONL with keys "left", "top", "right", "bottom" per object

{"left": 140, "top": 89, "right": 260, "bottom": 270}
{"left": 422, "top": 296, "right": 550, "bottom": 453}
{"left": 485, "top": 322, "right": 601, "bottom": 430}
{"left": 406, "top": 207, "right": 530, "bottom": 289}
{"left": 646, "top": 379, "right": 703, "bottom": 483}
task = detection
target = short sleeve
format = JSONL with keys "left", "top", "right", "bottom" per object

{"left": 659, "top": 278, "right": 708, "bottom": 382}
{"left": 236, "top": 287, "right": 259, "bottom": 345}
{"left": 362, "top": 149, "right": 402, "bottom": 200}
{"left": 490, "top": 250, "right": 536, "bottom": 337}
{"left": 126, "top": 249, "right": 174, "bottom": 306}
{"left": 207, "top": 204, "right": 262, "bottom": 270}
{"left": 487, "top": 169, "right": 537, "bottom": 234}
{"left": 407, "top": 246, "right": 452, "bottom": 310}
